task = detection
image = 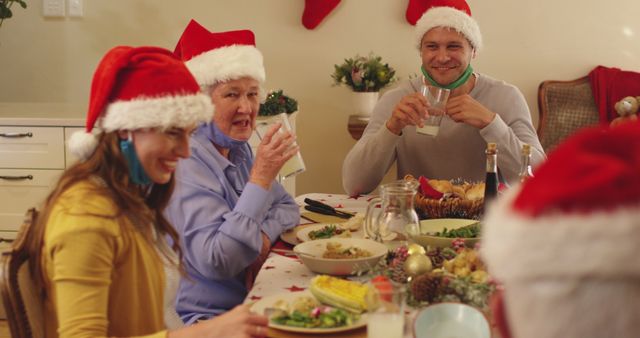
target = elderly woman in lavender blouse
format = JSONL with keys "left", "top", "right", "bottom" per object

{"left": 166, "top": 20, "right": 299, "bottom": 325}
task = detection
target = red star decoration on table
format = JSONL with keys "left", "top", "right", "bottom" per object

{"left": 249, "top": 295, "right": 263, "bottom": 301}
{"left": 334, "top": 204, "right": 344, "bottom": 208}
{"left": 285, "top": 285, "right": 307, "bottom": 292}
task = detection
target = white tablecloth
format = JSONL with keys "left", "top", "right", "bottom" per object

{"left": 246, "top": 193, "right": 371, "bottom": 302}
{"left": 244, "top": 193, "right": 420, "bottom": 338}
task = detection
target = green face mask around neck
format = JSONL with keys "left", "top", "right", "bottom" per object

{"left": 421, "top": 65, "right": 474, "bottom": 90}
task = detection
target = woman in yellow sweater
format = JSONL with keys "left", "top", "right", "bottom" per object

{"left": 25, "top": 46, "right": 269, "bottom": 338}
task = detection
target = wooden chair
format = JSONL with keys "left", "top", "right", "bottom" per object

{"left": 537, "top": 76, "right": 600, "bottom": 152}
{"left": 0, "top": 208, "right": 44, "bottom": 338}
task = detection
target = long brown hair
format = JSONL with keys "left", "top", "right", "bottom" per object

{"left": 26, "top": 131, "right": 184, "bottom": 295}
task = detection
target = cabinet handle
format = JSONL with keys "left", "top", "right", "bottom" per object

{"left": 0, "top": 132, "right": 33, "bottom": 138}
{"left": 0, "top": 175, "right": 34, "bottom": 181}
{"left": 0, "top": 238, "right": 14, "bottom": 244}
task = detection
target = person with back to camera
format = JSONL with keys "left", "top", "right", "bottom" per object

{"left": 27, "top": 45, "right": 268, "bottom": 337}
{"left": 342, "top": 0, "right": 545, "bottom": 196}
{"left": 483, "top": 120, "right": 640, "bottom": 338}
{"left": 167, "top": 20, "right": 300, "bottom": 324}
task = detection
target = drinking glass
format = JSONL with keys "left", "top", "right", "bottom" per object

{"left": 254, "top": 113, "right": 306, "bottom": 179}
{"left": 366, "top": 281, "right": 406, "bottom": 338}
{"left": 416, "top": 83, "right": 450, "bottom": 136}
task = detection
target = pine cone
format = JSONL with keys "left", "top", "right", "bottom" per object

{"left": 390, "top": 260, "right": 409, "bottom": 283}
{"left": 386, "top": 246, "right": 409, "bottom": 283}
{"left": 410, "top": 272, "right": 442, "bottom": 302}
{"left": 427, "top": 247, "right": 446, "bottom": 268}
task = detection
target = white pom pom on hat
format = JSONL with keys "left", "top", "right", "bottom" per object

{"left": 68, "top": 130, "right": 99, "bottom": 161}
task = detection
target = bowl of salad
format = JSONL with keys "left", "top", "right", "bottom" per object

{"left": 411, "top": 219, "right": 481, "bottom": 249}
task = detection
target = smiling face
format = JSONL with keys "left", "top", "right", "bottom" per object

{"left": 420, "top": 27, "right": 474, "bottom": 86}
{"left": 120, "top": 126, "right": 196, "bottom": 184}
{"left": 209, "top": 77, "right": 260, "bottom": 142}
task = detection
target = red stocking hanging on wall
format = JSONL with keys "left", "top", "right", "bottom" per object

{"left": 302, "top": 0, "right": 342, "bottom": 30}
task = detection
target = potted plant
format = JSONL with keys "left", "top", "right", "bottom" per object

{"left": 0, "top": 0, "right": 27, "bottom": 29}
{"left": 257, "top": 89, "right": 299, "bottom": 141}
{"left": 332, "top": 53, "right": 397, "bottom": 116}
{"left": 258, "top": 90, "right": 298, "bottom": 117}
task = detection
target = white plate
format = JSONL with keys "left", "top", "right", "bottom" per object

{"left": 280, "top": 224, "right": 315, "bottom": 246}
{"left": 296, "top": 223, "right": 352, "bottom": 242}
{"left": 250, "top": 291, "right": 367, "bottom": 334}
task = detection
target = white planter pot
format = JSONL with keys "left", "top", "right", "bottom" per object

{"left": 352, "top": 92, "right": 379, "bottom": 117}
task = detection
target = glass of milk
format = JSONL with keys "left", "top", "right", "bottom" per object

{"left": 254, "top": 113, "right": 306, "bottom": 179}
{"left": 366, "top": 281, "right": 406, "bottom": 338}
{"left": 416, "top": 82, "right": 450, "bottom": 137}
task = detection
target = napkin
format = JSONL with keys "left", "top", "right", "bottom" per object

{"left": 301, "top": 211, "right": 349, "bottom": 224}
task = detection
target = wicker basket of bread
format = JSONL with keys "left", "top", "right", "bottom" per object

{"left": 405, "top": 175, "right": 484, "bottom": 219}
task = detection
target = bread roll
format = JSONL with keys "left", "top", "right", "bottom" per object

{"left": 465, "top": 183, "right": 485, "bottom": 201}
{"left": 452, "top": 186, "right": 466, "bottom": 199}
{"left": 428, "top": 179, "right": 453, "bottom": 194}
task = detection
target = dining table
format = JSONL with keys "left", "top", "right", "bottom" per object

{"left": 244, "top": 193, "right": 409, "bottom": 338}
{"left": 244, "top": 193, "right": 373, "bottom": 337}
{"left": 244, "top": 192, "right": 501, "bottom": 338}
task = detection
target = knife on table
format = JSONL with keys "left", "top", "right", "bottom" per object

{"left": 303, "top": 198, "right": 355, "bottom": 219}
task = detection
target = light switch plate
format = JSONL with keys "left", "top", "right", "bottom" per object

{"left": 43, "top": 0, "right": 65, "bottom": 17}
{"left": 68, "top": 0, "right": 83, "bottom": 17}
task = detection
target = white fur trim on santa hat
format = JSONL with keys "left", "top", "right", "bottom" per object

{"left": 68, "top": 130, "right": 99, "bottom": 161}
{"left": 481, "top": 186, "right": 640, "bottom": 282}
{"left": 185, "top": 44, "right": 265, "bottom": 87}
{"left": 415, "top": 6, "right": 482, "bottom": 51}
{"left": 100, "top": 93, "right": 213, "bottom": 132}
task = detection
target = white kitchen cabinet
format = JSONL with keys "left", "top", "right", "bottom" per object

{"left": 0, "top": 103, "right": 85, "bottom": 240}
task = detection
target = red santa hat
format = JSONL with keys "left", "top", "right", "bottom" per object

{"left": 68, "top": 46, "right": 213, "bottom": 161}
{"left": 414, "top": 0, "right": 482, "bottom": 51}
{"left": 482, "top": 121, "right": 640, "bottom": 337}
{"left": 174, "top": 19, "right": 265, "bottom": 89}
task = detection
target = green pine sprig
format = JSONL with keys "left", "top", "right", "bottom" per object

{"left": 258, "top": 90, "right": 298, "bottom": 117}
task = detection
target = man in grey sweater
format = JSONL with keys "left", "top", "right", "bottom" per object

{"left": 343, "top": 1, "right": 545, "bottom": 196}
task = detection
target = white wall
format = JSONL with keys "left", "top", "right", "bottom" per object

{"left": 1, "top": 0, "right": 639, "bottom": 195}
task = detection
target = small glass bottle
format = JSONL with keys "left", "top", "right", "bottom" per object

{"left": 483, "top": 142, "right": 499, "bottom": 203}
{"left": 518, "top": 143, "right": 534, "bottom": 183}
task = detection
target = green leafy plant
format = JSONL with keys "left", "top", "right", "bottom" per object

{"left": 0, "top": 0, "right": 27, "bottom": 28}
{"left": 259, "top": 90, "right": 298, "bottom": 116}
{"left": 332, "top": 53, "right": 397, "bottom": 92}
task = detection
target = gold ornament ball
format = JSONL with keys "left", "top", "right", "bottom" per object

{"left": 407, "top": 243, "right": 426, "bottom": 256}
{"left": 403, "top": 253, "right": 433, "bottom": 277}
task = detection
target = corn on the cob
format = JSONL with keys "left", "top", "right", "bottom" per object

{"left": 309, "top": 275, "right": 369, "bottom": 313}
